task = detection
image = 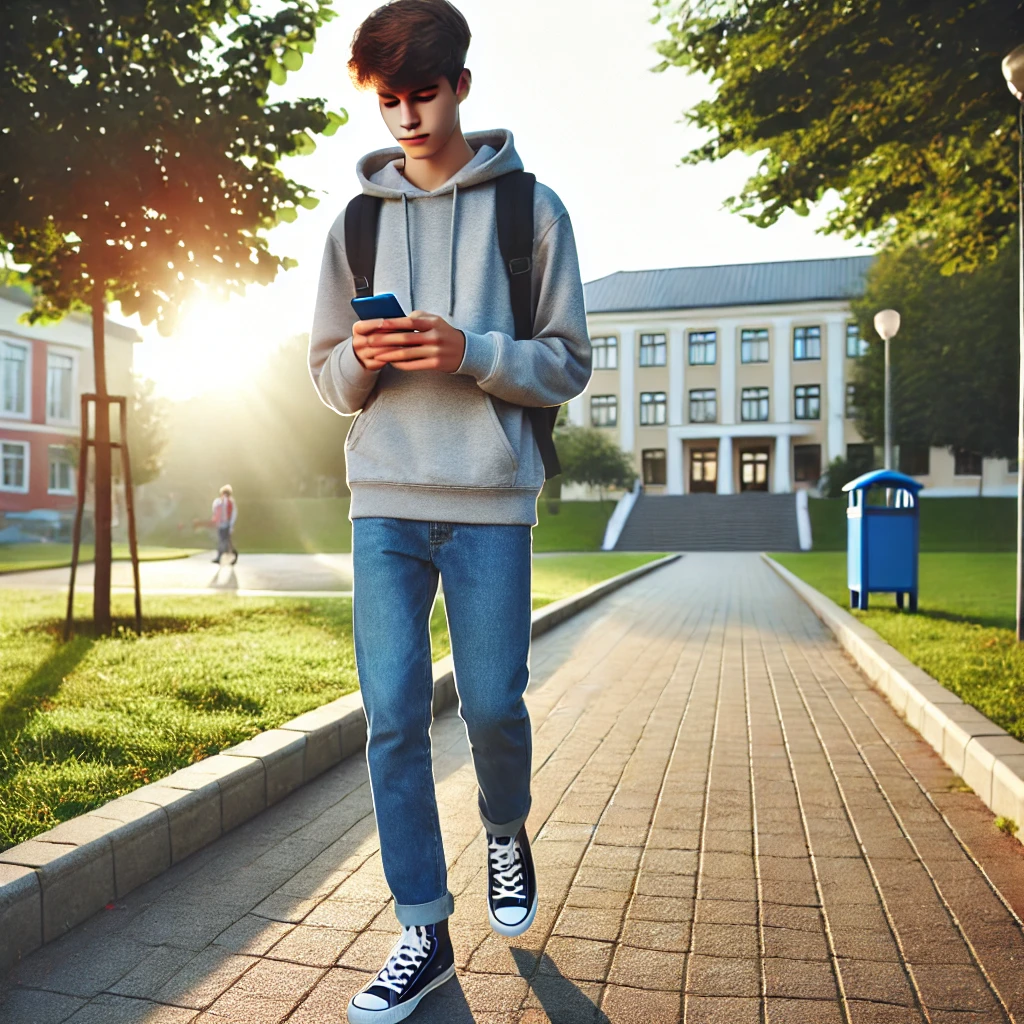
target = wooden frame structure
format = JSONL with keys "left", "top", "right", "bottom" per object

{"left": 64, "top": 393, "right": 142, "bottom": 638}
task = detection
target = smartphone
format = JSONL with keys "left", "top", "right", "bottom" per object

{"left": 351, "top": 292, "right": 407, "bottom": 321}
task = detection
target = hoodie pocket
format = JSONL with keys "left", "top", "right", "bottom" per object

{"left": 345, "top": 375, "right": 520, "bottom": 489}
{"left": 345, "top": 391, "right": 385, "bottom": 452}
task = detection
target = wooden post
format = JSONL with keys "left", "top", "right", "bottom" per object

{"left": 117, "top": 397, "right": 142, "bottom": 633}
{"left": 91, "top": 288, "right": 112, "bottom": 634}
{"left": 64, "top": 393, "right": 92, "bottom": 641}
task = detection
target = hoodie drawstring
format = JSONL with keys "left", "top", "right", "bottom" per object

{"left": 402, "top": 193, "right": 414, "bottom": 311}
{"left": 399, "top": 183, "right": 460, "bottom": 317}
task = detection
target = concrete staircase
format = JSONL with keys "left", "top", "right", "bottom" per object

{"left": 614, "top": 493, "right": 801, "bottom": 552}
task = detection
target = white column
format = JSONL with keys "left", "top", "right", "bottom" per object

{"left": 668, "top": 325, "right": 685, "bottom": 427}
{"left": 772, "top": 316, "right": 793, "bottom": 423}
{"left": 619, "top": 327, "right": 636, "bottom": 455}
{"left": 773, "top": 435, "right": 792, "bottom": 493}
{"left": 717, "top": 435, "right": 734, "bottom": 494}
{"left": 719, "top": 320, "right": 737, "bottom": 425}
{"left": 667, "top": 432, "right": 684, "bottom": 495}
{"left": 826, "top": 317, "right": 847, "bottom": 463}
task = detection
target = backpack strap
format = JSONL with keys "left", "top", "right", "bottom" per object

{"left": 495, "top": 170, "right": 562, "bottom": 479}
{"left": 344, "top": 194, "right": 383, "bottom": 298}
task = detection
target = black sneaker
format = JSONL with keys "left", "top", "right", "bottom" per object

{"left": 347, "top": 919, "right": 455, "bottom": 1024}
{"left": 486, "top": 825, "right": 538, "bottom": 937}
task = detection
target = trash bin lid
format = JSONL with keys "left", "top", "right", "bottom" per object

{"left": 842, "top": 469, "right": 925, "bottom": 493}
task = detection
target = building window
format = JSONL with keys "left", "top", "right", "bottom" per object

{"left": 847, "top": 443, "right": 874, "bottom": 474}
{"left": 741, "top": 387, "right": 770, "bottom": 422}
{"left": 740, "top": 329, "right": 769, "bottom": 364}
{"left": 592, "top": 336, "right": 618, "bottom": 370}
{"left": 47, "top": 352, "right": 74, "bottom": 422}
{"left": 1, "top": 440, "right": 29, "bottom": 492}
{"left": 954, "top": 449, "right": 982, "bottom": 476}
{"left": 847, "top": 322, "right": 869, "bottom": 358}
{"left": 2, "top": 340, "right": 29, "bottom": 416}
{"left": 899, "top": 446, "right": 930, "bottom": 477}
{"left": 793, "top": 325, "right": 822, "bottom": 361}
{"left": 794, "top": 384, "right": 821, "bottom": 420}
{"left": 48, "top": 445, "right": 75, "bottom": 494}
{"left": 638, "top": 333, "right": 667, "bottom": 367}
{"left": 688, "top": 331, "right": 717, "bottom": 366}
{"left": 591, "top": 395, "right": 617, "bottom": 428}
{"left": 639, "top": 391, "right": 667, "bottom": 426}
{"left": 1010, "top": 459, "right": 1020, "bottom": 475}
{"left": 794, "top": 444, "right": 822, "bottom": 483}
{"left": 642, "top": 449, "right": 667, "bottom": 485}
{"left": 846, "top": 383, "right": 858, "bottom": 420}
{"left": 689, "top": 389, "right": 717, "bottom": 424}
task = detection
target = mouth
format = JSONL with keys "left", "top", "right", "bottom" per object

{"left": 400, "top": 133, "right": 430, "bottom": 145}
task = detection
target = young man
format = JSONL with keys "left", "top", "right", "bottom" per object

{"left": 210, "top": 484, "right": 238, "bottom": 565}
{"left": 308, "top": 2, "right": 590, "bottom": 1019}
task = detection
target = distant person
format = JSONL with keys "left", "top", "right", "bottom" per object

{"left": 308, "top": 2, "right": 591, "bottom": 1021}
{"left": 211, "top": 485, "right": 238, "bottom": 565}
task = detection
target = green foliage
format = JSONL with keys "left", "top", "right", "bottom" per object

{"left": 124, "top": 375, "right": 169, "bottom": 487}
{"left": 995, "top": 816, "right": 1020, "bottom": 837}
{"left": 849, "top": 243, "right": 1019, "bottom": 463}
{"left": 555, "top": 426, "right": 637, "bottom": 500}
{"left": 652, "top": 0, "right": 1024, "bottom": 272}
{"left": 0, "top": 0, "right": 345, "bottom": 330}
{"left": 820, "top": 454, "right": 874, "bottom": 499}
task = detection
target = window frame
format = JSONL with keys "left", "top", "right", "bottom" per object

{"left": 642, "top": 448, "right": 667, "bottom": 486}
{"left": 740, "top": 387, "right": 770, "bottom": 422}
{"left": 46, "top": 348, "right": 76, "bottom": 425}
{"left": 638, "top": 332, "right": 667, "bottom": 368}
{"left": 953, "top": 449, "right": 983, "bottom": 477}
{"left": 689, "top": 388, "right": 717, "bottom": 424}
{"left": 1, "top": 338, "right": 32, "bottom": 420}
{"left": 740, "top": 328, "right": 770, "bottom": 365}
{"left": 846, "top": 321, "right": 869, "bottom": 359}
{"left": 590, "top": 394, "right": 618, "bottom": 428}
{"left": 688, "top": 330, "right": 717, "bottom": 366}
{"left": 793, "top": 444, "right": 822, "bottom": 483}
{"left": 0, "top": 439, "right": 30, "bottom": 493}
{"left": 793, "top": 325, "right": 822, "bottom": 361}
{"left": 793, "top": 384, "right": 821, "bottom": 421}
{"left": 845, "top": 383, "right": 858, "bottom": 420}
{"left": 638, "top": 391, "right": 667, "bottom": 427}
{"left": 47, "top": 444, "right": 75, "bottom": 495}
{"left": 591, "top": 335, "right": 618, "bottom": 371}
{"left": 898, "top": 445, "right": 931, "bottom": 478}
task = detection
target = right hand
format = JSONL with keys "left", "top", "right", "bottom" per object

{"left": 352, "top": 318, "right": 413, "bottom": 371}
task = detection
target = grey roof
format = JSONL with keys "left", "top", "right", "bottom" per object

{"left": 1, "top": 286, "right": 141, "bottom": 342}
{"left": 584, "top": 255, "right": 875, "bottom": 314}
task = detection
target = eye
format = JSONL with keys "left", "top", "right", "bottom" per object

{"left": 413, "top": 92, "right": 438, "bottom": 103}
{"left": 382, "top": 100, "right": 399, "bottom": 108}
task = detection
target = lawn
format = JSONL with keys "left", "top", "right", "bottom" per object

{"left": 773, "top": 551, "right": 1024, "bottom": 743}
{"left": 0, "top": 552, "right": 660, "bottom": 851}
{"left": 0, "top": 544, "right": 200, "bottom": 575}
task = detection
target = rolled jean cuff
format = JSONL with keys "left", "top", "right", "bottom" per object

{"left": 479, "top": 800, "right": 531, "bottom": 839}
{"left": 394, "top": 891, "right": 454, "bottom": 927}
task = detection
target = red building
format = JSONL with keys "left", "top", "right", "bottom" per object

{"left": 0, "top": 286, "right": 140, "bottom": 518}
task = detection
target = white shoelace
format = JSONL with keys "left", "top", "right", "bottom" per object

{"left": 374, "top": 926, "right": 432, "bottom": 996}
{"left": 488, "top": 835, "right": 525, "bottom": 901}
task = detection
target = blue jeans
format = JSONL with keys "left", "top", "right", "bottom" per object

{"left": 352, "top": 518, "right": 533, "bottom": 926}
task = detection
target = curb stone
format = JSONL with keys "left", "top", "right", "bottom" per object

{"left": 763, "top": 554, "right": 1024, "bottom": 844}
{"left": 0, "top": 553, "right": 680, "bottom": 972}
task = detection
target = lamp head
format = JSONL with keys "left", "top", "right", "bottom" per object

{"left": 873, "top": 309, "right": 901, "bottom": 342}
{"left": 1003, "top": 43, "right": 1024, "bottom": 101}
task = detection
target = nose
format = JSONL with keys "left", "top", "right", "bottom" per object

{"left": 400, "top": 99, "right": 419, "bottom": 130}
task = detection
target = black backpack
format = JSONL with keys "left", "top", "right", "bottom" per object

{"left": 343, "top": 168, "right": 562, "bottom": 479}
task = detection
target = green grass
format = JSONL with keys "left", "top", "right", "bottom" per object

{"left": 0, "top": 544, "right": 200, "bottom": 575}
{"left": 773, "top": 551, "right": 1024, "bottom": 743}
{"left": 809, "top": 497, "right": 1016, "bottom": 552}
{"left": 0, "top": 552, "right": 658, "bottom": 851}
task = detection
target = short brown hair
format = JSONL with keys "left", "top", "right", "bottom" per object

{"left": 348, "top": 0, "right": 471, "bottom": 93}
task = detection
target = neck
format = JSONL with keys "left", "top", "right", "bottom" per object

{"left": 400, "top": 124, "right": 475, "bottom": 192}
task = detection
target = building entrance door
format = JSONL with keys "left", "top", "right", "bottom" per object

{"left": 689, "top": 448, "right": 718, "bottom": 493}
{"left": 740, "top": 448, "right": 770, "bottom": 491}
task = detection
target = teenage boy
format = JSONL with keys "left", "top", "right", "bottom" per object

{"left": 308, "top": 2, "right": 590, "bottom": 1019}
{"left": 210, "top": 485, "right": 238, "bottom": 565}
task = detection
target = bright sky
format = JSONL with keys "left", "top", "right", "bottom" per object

{"left": 133, "top": 0, "right": 869, "bottom": 400}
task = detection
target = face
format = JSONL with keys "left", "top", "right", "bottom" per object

{"left": 377, "top": 71, "right": 471, "bottom": 161}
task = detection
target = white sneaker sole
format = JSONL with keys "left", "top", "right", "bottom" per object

{"left": 346, "top": 964, "right": 456, "bottom": 1024}
{"left": 488, "top": 889, "right": 539, "bottom": 938}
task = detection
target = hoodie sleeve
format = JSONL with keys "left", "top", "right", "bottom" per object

{"left": 308, "top": 217, "right": 381, "bottom": 416}
{"left": 455, "top": 198, "right": 592, "bottom": 407}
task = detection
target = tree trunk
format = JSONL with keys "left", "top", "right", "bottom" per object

{"left": 92, "top": 288, "right": 112, "bottom": 634}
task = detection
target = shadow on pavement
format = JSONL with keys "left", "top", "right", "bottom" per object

{"left": 513, "top": 947, "right": 609, "bottom": 1023}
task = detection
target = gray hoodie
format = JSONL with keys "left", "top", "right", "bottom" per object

{"left": 308, "top": 129, "right": 591, "bottom": 526}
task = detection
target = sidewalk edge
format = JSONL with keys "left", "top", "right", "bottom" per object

{"left": 762, "top": 554, "right": 1024, "bottom": 846}
{"left": 0, "top": 552, "right": 680, "bottom": 972}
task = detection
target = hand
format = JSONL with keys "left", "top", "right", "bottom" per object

{"left": 352, "top": 317, "right": 401, "bottom": 371}
{"left": 363, "top": 312, "right": 467, "bottom": 373}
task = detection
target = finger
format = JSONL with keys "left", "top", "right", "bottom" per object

{"left": 370, "top": 331, "right": 430, "bottom": 347}
{"left": 376, "top": 316, "right": 418, "bottom": 332}
{"left": 373, "top": 345, "right": 440, "bottom": 363}
{"left": 390, "top": 357, "right": 440, "bottom": 372}
{"left": 353, "top": 318, "right": 387, "bottom": 336}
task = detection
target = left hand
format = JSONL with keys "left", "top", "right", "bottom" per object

{"left": 365, "top": 312, "right": 466, "bottom": 373}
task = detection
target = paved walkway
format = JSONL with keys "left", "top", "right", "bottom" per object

{"left": 3, "top": 554, "right": 1024, "bottom": 1024}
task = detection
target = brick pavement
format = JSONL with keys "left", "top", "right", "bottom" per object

{"left": 3, "top": 553, "right": 1024, "bottom": 1024}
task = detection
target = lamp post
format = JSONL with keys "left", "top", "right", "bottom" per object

{"left": 873, "top": 308, "right": 902, "bottom": 472}
{"left": 1001, "top": 43, "right": 1024, "bottom": 642}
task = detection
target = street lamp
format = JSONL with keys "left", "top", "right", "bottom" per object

{"left": 873, "top": 308, "right": 901, "bottom": 472}
{"left": 1001, "top": 43, "right": 1024, "bottom": 642}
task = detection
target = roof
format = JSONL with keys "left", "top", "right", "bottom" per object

{"left": 0, "top": 286, "right": 141, "bottom": 342}
{"left": 584, "top": 255, "right": 875, "bottom": 314}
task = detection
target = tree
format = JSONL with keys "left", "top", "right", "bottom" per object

{"left": 555, "top": 426, "right": 637, "bottom": 502}
{"left": 652, "top": 0, "right": 1024, "bottom": 273}
{"left": 848, "top": 242, "right": 1018, "bottom": 488}
{"left": 1, "top": 0, "right": 345, "bottom": 631}
{"left": 123, "top": 375, "right": 169, "bottom": 489}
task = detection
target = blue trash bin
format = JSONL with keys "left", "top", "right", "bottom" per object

{"left": 843, "top": 469, "right": 923, "bottom": 612}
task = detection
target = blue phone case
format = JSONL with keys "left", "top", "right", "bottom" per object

{"left": 351, "top": 292, "right": 407, "bottom": 320}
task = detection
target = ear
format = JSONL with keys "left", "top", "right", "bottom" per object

{"left": 456, "top": 68, "right": 472, "bottom": 103}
